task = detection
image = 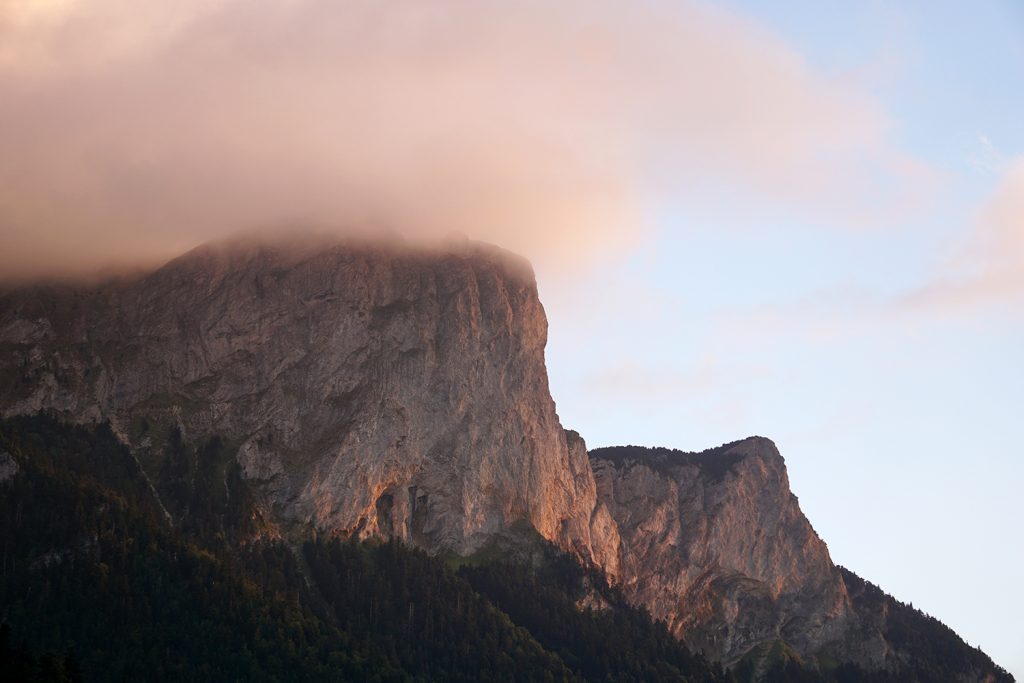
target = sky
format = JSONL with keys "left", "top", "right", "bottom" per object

{"left": 0, "top": 0, "right": 1021, "bottom": 675}
{"left": 544, "top": 2, "right": 1024, "bottom": 676}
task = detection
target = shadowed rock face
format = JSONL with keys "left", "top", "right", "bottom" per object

{"left": 0, "top": 236, "right": 597, "bottom": 557}
{"left": 588, "top": 440, "right": 864, "bottom": 666}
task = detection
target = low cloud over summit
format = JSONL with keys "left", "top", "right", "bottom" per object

{"left": 0, "top": 0, "right": 927, "bottom": 279}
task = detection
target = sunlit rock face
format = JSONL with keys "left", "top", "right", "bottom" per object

{"left": 0, "top": 236, "right": 598, "bottom": 557}
{"left": 588, "top": 439, "right": 869, "bottom": 666}
{"left": 0, "top": 237, "right": 1011, "bottom": 680}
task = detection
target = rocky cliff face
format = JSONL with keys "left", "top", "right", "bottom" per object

{"left": 588, "top": 441, "right": 868, "bottom": 667}
{"left": 0, "top": 236, "right": 597, "bottom": 557}
{"left": 0, "top": 236, "right": 1011, "bottom": 680}
{"left": 587, "top": 442, "right": 1013, "bottom": 681}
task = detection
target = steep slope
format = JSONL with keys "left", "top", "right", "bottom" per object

{"left": 589, "top": 441, "right": 1013, "bottom": 681}
{"left": 0, "top": 236, "right": 597, "bottom": 557}
{"left": 589, "top": 440, "right": 856, "bottom": 665}
{"left": 0, "top": 237, "right": 1013, "bottom": 680}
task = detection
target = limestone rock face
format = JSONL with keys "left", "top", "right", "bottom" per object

{"left": 0, "top": 237, "right": 598, "bottom": 556}
{"left": 588, "top": 440, "right": 867, "bottom": 666}
{"left": 0, "top": 237, "right": 1011, "bottom": 680}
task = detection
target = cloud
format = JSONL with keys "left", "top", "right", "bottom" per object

{"left": 582, "top": 356, "right": 721, "bottom": 399}
{"left": 0, "top": 0, "right": 928, "bottom": 279}
{"left": 707, "top": 160, "right": 1024, "bottom": 347}
{"left": 969, "top": 133, "right": 1007, "bottom": 176}
{"left": 903, "top": 157, "right": 1024, "bottom": 311}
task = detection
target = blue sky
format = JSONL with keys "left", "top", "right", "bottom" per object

{"left": 543, "top": 1, "right": 1024, "bottom": 676}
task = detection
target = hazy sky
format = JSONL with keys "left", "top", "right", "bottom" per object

{"left": 1, "top": 0, "right": 1021, "bottom": 675}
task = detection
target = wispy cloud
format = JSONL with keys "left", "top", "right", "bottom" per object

{"left": 902, "top": 156, "right": 1024, "bottom": 312}
{"left": 0, "top": 0, "right": 930, "bottom": 279}
{"left": 582, "top": 355, "right": 722, "bottom": 399}
{"left": 709, "top": 155, "right": 1024, "bottom": 345}
{"left": 969, "top": 133, "right": 1008, "bottom": 176}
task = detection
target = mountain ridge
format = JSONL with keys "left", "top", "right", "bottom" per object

{"left": 0, "top": 236, "right": 1012, "bottom": 681}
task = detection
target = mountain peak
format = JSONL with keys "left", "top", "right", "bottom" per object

{"left": 589, "top": 438, "right": 842, "bottom": 663}
{"left": 0, "top": 239, "right": 588, "bottom": 556}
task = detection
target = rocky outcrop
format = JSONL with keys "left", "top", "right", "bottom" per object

{"left": 588, "top": 440, "right": 864, "bottom": 666}
{"left": 0, "top": 236, "right": 597, "bottom": 557}
{"left": 587, "top": 441, "right": 1013, "bottom": 681}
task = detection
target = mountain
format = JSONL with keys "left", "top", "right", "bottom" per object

{"left": 589, "top": 442, "right": 1011, "bottom": 681}
{"left": 589, "top": 440, "right": 853, "bottom": 666}
{"left": 0, "top": 235, "right": 597, "bottom": 557}
{"left": 0, "top": 236, "right": 1013, "bottom": 681}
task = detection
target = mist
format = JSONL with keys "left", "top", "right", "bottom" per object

{"left": 1, "top": 0, "right": 922, "bottom": 279}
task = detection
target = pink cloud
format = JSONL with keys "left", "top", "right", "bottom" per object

{"left": 0, "top": 0, "right": 930, "bottom": 280}
{"left": 707, "top": 161, "right": 1024, "bottom": 347}
{"left": 903, "top": 157, "right": 1024, "bottom": 311}
{"left": 582, "top": 356, "right": 721, "bottom": 399}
